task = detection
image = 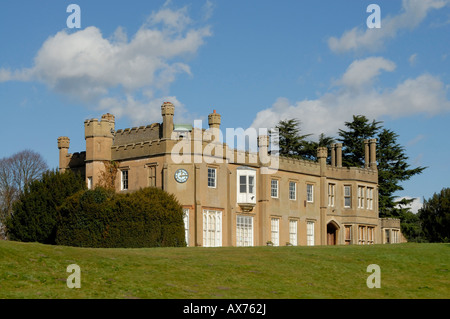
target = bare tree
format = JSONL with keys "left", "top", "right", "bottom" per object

{"left": 0, "top": 150, "right": 48, "bottom": 238}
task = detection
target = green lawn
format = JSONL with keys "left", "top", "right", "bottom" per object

{"left": 0, "top": 241, "right": 448, "bottom": 299}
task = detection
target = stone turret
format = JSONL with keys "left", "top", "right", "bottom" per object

{"left": 84, "top": 113, "right": 115, "bottom": 162}
{"left": 208, "top": 109, "right": 221, "bottom": 142}
{"left": 57, "top": 136, "right": 70, "bottom": 172}
{"left": 161, "top": 102, "right": 174, "bottom": 139}
{"left": 84, "top": 113, "right": 115, "bottom": 189}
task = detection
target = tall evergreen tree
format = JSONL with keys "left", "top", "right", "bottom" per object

{"left": 337, "top": 115, "right": 382, "bottom": 167}
{"left": 302, "top": 133, "right": 336, "bottom": 161}
{"left": 377, "top": 128, "right": 426, "bottom": 216}
{"left": 272, "top": 119, "right": 311, "bottom": 159}
{"left": 419, "top": 188, "right": 450, "bottom": 242}
{"left": 338, "top": 115, "right": 425, "bottom": 217}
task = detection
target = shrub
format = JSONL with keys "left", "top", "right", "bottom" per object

{"left": 6, "top": 170, "right": 86, "bottom": 244}
{"left": 56, "top": 187, "right": 186, "bottom": 248}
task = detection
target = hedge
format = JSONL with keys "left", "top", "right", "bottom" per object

{"left": 55, "top": 187, "right": 186, "bottom": 248}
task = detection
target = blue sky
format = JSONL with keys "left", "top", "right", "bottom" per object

{"left": 0, "top": 0, "right": 449, "bottom": 209}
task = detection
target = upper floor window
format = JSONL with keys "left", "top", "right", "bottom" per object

{"left": 344, "top": 185, "right": 351, "bottom": 208}
{"left": 208, "top": 167, "right": 216, "bottom": 188}
{"left": 328, "top": 183, "right": 335, "bottom": 207}
{"left": 271, "top": 179, "right": 278, "bottom": 198}
{"left": 358, "top": 186, "right": 365, "bottom": 209}
{"left": 367, "top": 187, "right": 374, "bottom": 210}
{"left": 237, "top": 167, "right": 256, "bottom": 205}
{"left": 121, "top": 170, "right": 128, "bottom": 190}
{"left": 306, "top": 184, "right": 314, "bottom": 202}
{"left": 289, "top": 181, "right": 296, "bottom": 200}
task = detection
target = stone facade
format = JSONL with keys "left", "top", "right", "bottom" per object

{"left": 58, "top": 102, "right": 406, "bottom": 247}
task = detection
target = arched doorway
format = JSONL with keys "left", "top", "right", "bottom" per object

{"left": 327, "top": 221, "right": 339, "bottom": 245}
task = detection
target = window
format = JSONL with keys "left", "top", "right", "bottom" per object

{"left": 249, "top": 175, "right": 255, "bottom": 194}
{"left": 203, "top": 210, "right": 222, "bottom": 247}
{"left": 289, "top": 220, "right": 298, "bottom": 246}
{"left": 237, "top": 216, "right": 253, "bottom": 247}
{"left": 344, "top": 185, "right": 351, "bottom": 208}
{"left": 289, "top": 182, "right": 296, "bottom": 200}
{"left": 328, "top": 183, "right": 335, "bottom": 207}
{"left": 392, "top": 229, "right": 399, "bottom": 244}
{"left": 87, "top": 177, "right": 92, "bottom": 190}
{"left": 148, "top": 165, "right": 157, "bottom": 187}
{"left": 367, "top": 187, "right": 374, "bottom": 210}
{"left": 237, "top": 168, "right": 256, "bottom": 205}
{"left": 271, "top": 218, "right": 279, "bottom": 246}
{"left": 208, "top": 167, "right": 216, "bottom": 188}
{"left": 239, "top": 175, "right": 246, "bottom": 193}
{"left": 121, "top": 170, "right": 128, "bottom": 190}
{"left": 306, "top": 184, "right": 314, "bottom": 202}
{"left": 271, "top": 179, "right": 278, "bottom": 198}
{"left": 358, "top": 226, "right": 366, "bottom": 245}
{"left": 183, "top": 208, "right": 189, "bottom": 246}
{"left": 367, "top": 227, "right": 374, "bottom": 244}
{"left": 358, "top": 225, "right": 374, "bottom": 245}
{"left": 307, "top": 221, "right": 315, "bottom": 246}
{"left": 358, "top": 186, "right": 365, "bottom": 209}
{"left": 344, "top": 225, "right": 352, "bottom": 245}
{"left": 385, "top": 229, "right": 390, "bottom": 244}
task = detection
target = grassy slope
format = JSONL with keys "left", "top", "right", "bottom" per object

{"left": 0, "top": 241, "right": 448, "bottom": 299}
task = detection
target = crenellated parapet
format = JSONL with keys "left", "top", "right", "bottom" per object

{"left": 114, "top": 123, "right": 160, "bottom": 146}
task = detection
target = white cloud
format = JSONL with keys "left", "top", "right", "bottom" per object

{"left": 0, "top": 4, "right": 212, "bottom": 125}
{"left": 396, "top": 196, "right": 423, "bottom": 214}
{"left": 250, "top": 57, "right": 450, "bottom": 137}
{"left": 409, "top": 53, "right": 418, "bottom": 66}
{"left": 407, "top": 134, "right": 425, "bottom": 146}
{"left": 334, "top": 57, "right": 396, "bottom": 89}
{"left": 328, "top": 0, "right": 450, "bottom": 53}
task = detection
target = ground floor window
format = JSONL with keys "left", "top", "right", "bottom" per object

{"left": 344, "top": 225, "right": 352, "bottom": 245}
{"left": 307, "top": 221, "right": 315, "bottom": 246}
{"left": 183, "top": 208, "right": 189, "bottom": 246}
{"left": 236, "top": 215, "right": 253, "bottom": 247}
{"left": 358, "top": 226, "right": 375, "bottom": 245}
{"left": 392, "top": 229, "right": 399, "bottom": 243}
{"left": 203, "top": 210, "right": 222, "bottom": 247}
{"left": 271, "top": 218, "right": 279, "bottom": 246}
{"left": 289, "top": 220, "right": 298, "bottom": 246}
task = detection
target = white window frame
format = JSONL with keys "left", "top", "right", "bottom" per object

{"left": 236, "top": 215, "right": 253, "bottom": 247}
{"left": 237, "top": 168, "right": 256, "bottom": 205}
{"left": 203, "top": 210, "right": 222, "bottom": 247}
{"left": 306, "top": 184, "right": 314, "bottom": 203}
{"left": 183, "top": 208, "right": 189, "bottom": 246}
{"left": 358, "top": 186, "right": 365, "bottom": 209}
{"left": 367, "top": 187, "right": 374, "bottom": 210}
{"left": 207, "top": 167, "right": 216, "bottom": 188}
{"left": 271, "top": 218, "right": 280, "bottom": 246}
{"left": 289, "top": 181, "right": 296, "bottom": 200}
{"left": 271, "top": 179, "right": 278, "bottom": 198}
{"left": 392, "top": 229, "right": 399, "bottom": 244}
{"left": 328, "top": 183, "right": 335, "bottom": 207}
{"left": 344, "top": 185, "right": 351, "bottom": 208}
{"left": 358, "top": 225, "right": 367, "bottom": 245}
{"left": 307, "top": 221, "right": 315, "bottom": 246}
{"left": 121, "top": 170, "right": 129, "bottom": 190}
{"left": 367, "top": 226, "right": 374, "bottom": 245}
{"left": 289, "top": 220, "right": 298, "bottom": 246}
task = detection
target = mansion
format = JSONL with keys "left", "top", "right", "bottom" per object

{"left": 57, "top": 102, "right": 405, "bottom": 247}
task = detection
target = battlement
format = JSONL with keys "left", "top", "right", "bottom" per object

{"left": 114, "top": 123, "right": 161, "bottom": 146}
{"left": 84, "top": 113, "right": 115, "bottom": 139}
